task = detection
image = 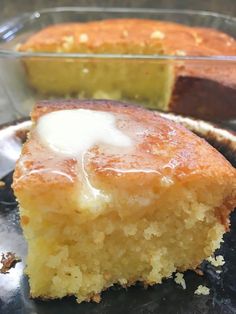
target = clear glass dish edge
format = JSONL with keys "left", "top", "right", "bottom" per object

{"left": 0, "top": 6, "right": 235, "bottom": 61}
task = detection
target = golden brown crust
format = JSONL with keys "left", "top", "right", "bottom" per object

{"left": 13, "top": 100, "right": 236, "bottom": 233}
{"left": 14, "top": 100, "right": 236, "bottom": 194}
{"left": 214, "top": 196, "right": 236, "bottom": 231}
{"left": 20, "top": 19, "right": 236, "bottom": 56}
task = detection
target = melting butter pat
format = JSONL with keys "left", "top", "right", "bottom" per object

{"left": 37, "top": 109, "right": 132, "bottom": 157}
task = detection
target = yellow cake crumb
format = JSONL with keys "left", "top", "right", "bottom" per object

{"left": 175, "top": 49, "right": 187, "bottom": 56}
{"left": 207, "top": 255, "right": 225, "bottom": 267}
{"left": 174, "top": 272, "right": 186, "bottom": 289}
{"left": 82, "top": 68, "right": 89, "bottom": 74}
{"left": 194, "top": 285, "right": 210, "bottom": 295}
{"left": 150, "top": 30, "right": 165, "bottom": 39}
{"left": 122, "top": 30, "right": 129, "bottom": 38}
{"left": 62, "top": 36, "right": 74, "bottom": 50}
{"left": 79, "top": 33, "right": 89, "bottom": 43}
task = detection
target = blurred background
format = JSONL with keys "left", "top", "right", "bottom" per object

{"left": 1, "top": 0, "right": 236, "bottom": 22}
{"left": 0, "top": 0, "right": 235, "bottom": 123}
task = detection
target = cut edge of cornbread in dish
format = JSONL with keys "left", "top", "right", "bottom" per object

{"left": 13, "top": 99, "right": 236, "bottom": 303}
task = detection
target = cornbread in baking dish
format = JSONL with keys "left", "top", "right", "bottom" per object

{"left": 13, "top": 100, "right": 236, "bottom": 303}
{"left": 19, "top": 19, "right": 236, "bottom": 120}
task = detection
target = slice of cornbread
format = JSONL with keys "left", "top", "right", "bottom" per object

{"left": 13, "top": 100, "right": 236, "bottom": 303}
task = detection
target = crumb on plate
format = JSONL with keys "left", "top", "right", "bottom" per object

{"left": 207, "top": 255, "right": 225, "bottom": 267}
{"left": 194, "top": 285, "right": 210, "bottom": 295}
{"left": 0, "top": 252, "right": 21, "bottom": 274}
{"left": 174, "top": 272, "right": 186, "bottom": 289}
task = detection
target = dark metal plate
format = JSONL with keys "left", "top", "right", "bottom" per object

{"left": 0, "top": 115, "right": 236, "bottom": 314}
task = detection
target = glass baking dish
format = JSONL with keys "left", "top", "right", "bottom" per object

{"left": 0, "top": 7, "right": 235, "bottom": 122}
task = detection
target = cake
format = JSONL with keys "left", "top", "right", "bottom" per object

{"left": 13, "top": 99, "right": 236, "bottom": 303}
{"left": 19, "top": 19, "right": 236, "bottom": 121}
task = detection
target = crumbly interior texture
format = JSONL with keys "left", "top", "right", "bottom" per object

{"left": 20, "top": 179, "right": 227, "bottom": 302}
{"left": 23, "top": 47, "right": 173, "bottom": 110}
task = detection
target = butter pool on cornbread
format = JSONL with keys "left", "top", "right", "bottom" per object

{"left": 13, "top": 100, "right": 236, "bottom": 303}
